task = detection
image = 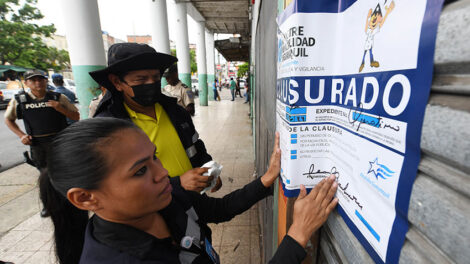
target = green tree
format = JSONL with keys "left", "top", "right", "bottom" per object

{"left": 169, "top": 48, "right": 197, "bottom": 74}
{"left": 237, "top": 62, "right": 249, "bottom": 77}
{"left": 189, "top": 49, "right": 197, "bottom": 74}
{"left": 0, "top": 0, "right": 70, "bottom": 71}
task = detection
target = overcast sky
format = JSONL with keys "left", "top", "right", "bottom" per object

{"left": 36, "top": 0, "right": 203, "bottom": 44}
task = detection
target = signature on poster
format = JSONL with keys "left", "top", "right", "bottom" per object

{"left": 302, "top": 164, "right": 339, "bottom": 179}
{"left": 302, "top": 164, "right": 363, "bottom": 210}
{"left": 337, "top": 175, "right": 363, "bottom": 210}
{"left": 348, "top": 104, "right": 400, "bottom": 132}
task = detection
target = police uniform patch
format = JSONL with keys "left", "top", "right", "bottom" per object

{"left": 186, "top": 90, "right": 194, "bottom": 99}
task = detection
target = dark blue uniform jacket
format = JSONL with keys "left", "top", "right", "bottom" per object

{"left": 79, "top": 178, "right": 306, "bottom": 264}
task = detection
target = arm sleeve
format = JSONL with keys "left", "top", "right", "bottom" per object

{"left": 4, "top": 99, "right": 18, "bottom": 121}
{"left": 169, "top": 175, "right": 181, "bottom": 186}
{"left": 59, "top": 94, "right": 79, "bottom": 113}
{"left": 88, "top": 99, "right": 99, "bottom": 118}
{"left": 185, "top": 110, "right": 212, "bottom": 167}
{"left": 189, "top": 177, "right": 272, "bottom": 223}
{"left": 182, "top": 87, "right": 195, "bottom": 106}
{"left": 268, "top": 235, "right": 306, "bottom": 264}
{"left": 71, "top": 92, "right": 77, "bottom": 102}
{"left": 193, "top": 138, "right": 212, "bottom": 166}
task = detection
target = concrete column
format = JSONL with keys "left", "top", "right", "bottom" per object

{"left": 60, "top": 0, "right": 106, "bottom": 119}
{"left": 216, "top": 49, "right": 223, "bottom": 84}
{"left": 173, "top": 2, "right": 191, "bottom": 88}
{"left": 196, "top": 21, "right": 207, "bottom": 106}
{"left": 205, "top": 31, "right": 215, "bottom": 101}
{"left": 148, "top": 0, "right": 170, "bottom": 54}
{"left": 148, "top": 0, "right": 171, "bottom": 87}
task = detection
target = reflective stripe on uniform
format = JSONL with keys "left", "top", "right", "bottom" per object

{"left": 179, "top": 251, "right": 199, "bottom": 264}
{"left": 192, "top": 132, "right": 199, "bottom": 144}
{"left": 178, "top": 207, "right": 202, "bottom": 263}
{"left": 186, "top": 207, "right": 199, "bottom": 221}
{"left": 186, "top": 145, "right": 197, "bottom": 158}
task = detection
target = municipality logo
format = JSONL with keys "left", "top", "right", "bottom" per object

{"left": 368, "top": 158, "right": 395, "bottom": 180}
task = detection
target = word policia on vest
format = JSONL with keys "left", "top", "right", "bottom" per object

{"left": 24, "top": 102, "right": 51, "bottom": 109}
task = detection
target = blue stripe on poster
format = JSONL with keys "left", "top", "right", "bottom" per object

{"left": 355, "top": 210, "right": 380, "bottom": 242}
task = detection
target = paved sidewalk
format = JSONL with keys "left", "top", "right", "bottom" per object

{"left": 0, "top": 88, "right": 260, "bottom": 263}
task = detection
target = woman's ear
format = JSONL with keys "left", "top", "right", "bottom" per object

{"left": 67, "top": 188, "right": 100, "bottom": 211}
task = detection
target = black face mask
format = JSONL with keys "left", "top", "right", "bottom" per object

{"left": 129, "top": 81, "right": 162, "bottom": 106}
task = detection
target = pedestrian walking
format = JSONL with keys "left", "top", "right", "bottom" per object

{"left": 230, "top": 77, "right": 237, "bottom": 101}
{"left": 90, "top": 43, "right": 221, "bottom": 193}
{"left": 213, "top": 81, "right": 220, "bottom": 101}
{"left": 244, "top": 78, "right": 251, "bottom": 104}
{"left": 4, "top": 69, "right": 79, "bottom": 217}
{"left": 236, "top": 77, "right": 243, "bottom": 98}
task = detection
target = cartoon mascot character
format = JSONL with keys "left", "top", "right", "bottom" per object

{"left": 359, "top": 1, "right": 395, "bottom": 73}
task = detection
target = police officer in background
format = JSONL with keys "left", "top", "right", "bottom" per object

{"left": 4, "top": 69, "right": 79, "bottom": 216}
{"left": 163, "top": 64, "right": 195, "bottom": 116}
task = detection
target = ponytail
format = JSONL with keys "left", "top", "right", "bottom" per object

{"left": 39, "top": 170, "right": 88, "bottom": 264}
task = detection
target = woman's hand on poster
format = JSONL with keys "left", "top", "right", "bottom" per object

{"left": 261, "top": 132, "right": 281, "bottom": 188}
{"left": 287, "top": 175, "right": 338, "bottom": 247}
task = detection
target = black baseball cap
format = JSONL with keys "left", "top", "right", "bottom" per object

{"left": 24, "top": 69, "right": 47, "bottom": 80}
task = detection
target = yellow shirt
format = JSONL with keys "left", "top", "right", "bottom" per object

{"left": 124, "top": 103, "right": 193, "bottom": 177}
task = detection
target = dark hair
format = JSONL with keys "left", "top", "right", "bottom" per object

{"left": 163, "top": 63, "right": 178, "bottom": 78}
{"left": 39, "top": 118, "right": 137, "bottom": 264}
{"left": 52, "top": 78, "right": 64, "bottom": 86}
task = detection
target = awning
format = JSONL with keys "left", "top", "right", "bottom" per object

{"left": 215, "top": 37, "right": 250, "bottom": 62}
{"left": 0, "top": 65, "right": 31, "bottom": 73}
{"left": 180, "top": 0, "right": 251, "bottom": 62}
